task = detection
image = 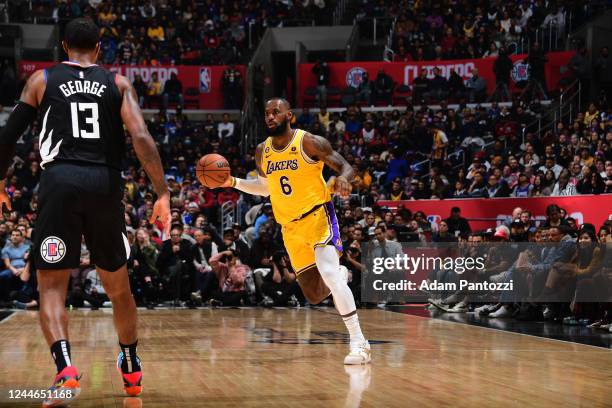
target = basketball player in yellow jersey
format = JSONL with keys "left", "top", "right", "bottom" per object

{"left": 221, "top": 98, "right": 370, "bottom": 364}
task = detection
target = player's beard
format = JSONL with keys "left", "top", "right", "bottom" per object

{"left": 267, "top": 117, "right": 289, "bottom": 137}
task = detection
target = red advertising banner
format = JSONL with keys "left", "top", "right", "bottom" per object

{"left": 378, "top": 195, "right": 612, "bottom": 232}
{"left": 298, "top": 51, "right": 573, "bottom": 106}
{"left": 17, "top": 61, "right": 246, "bottom": 110}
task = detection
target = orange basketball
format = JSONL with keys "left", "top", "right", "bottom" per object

{"left": 196, "top": 154, "right": 231, "bottom": 188}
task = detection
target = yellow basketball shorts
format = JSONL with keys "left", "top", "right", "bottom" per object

{"left": 281, "top": 201, "right": 343, "bottom": 275}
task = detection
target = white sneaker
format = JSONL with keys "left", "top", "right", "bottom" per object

{"left": 344, "top": 340, "right": 372, "bottom": 365}
{"left": 489, "top": 305, "right": 512, "bottom": 318}
{"left": 475, "top": 303, "right": 500, "bottom": 315}
{"left": 543, "top": 306, "right": 554, "bottom": 319}
{"left": 474, "top": 304, "right": 493, "bottom": 314}
{"left": 448, "top": 300, "right": 468, "bottom": 313}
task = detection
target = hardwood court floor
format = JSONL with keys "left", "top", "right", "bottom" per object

{"left": 0, "top": 308, "right": 611, "bottom": 408}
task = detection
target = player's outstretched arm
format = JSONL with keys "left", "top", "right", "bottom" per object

{"left": 302, "top": 132, "right": 355, "bottom": 198}
{"left": 116, "top": 74, "right": 171, "bottom": 234}
{"left": 0, "top": 69, "right": 45, "bottom": 211}
{"left": 221, "top": 142, "right": 270, "bottom": 197}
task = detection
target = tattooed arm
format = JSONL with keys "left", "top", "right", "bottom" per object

{"left": 302, "top": 132, "right": 355, "bottom": 197}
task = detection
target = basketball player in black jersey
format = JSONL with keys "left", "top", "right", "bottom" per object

{"left": 0, "top": 19, "right": 170, "bottom": 406}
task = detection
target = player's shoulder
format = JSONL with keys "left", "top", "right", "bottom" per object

{"left": 27, "top": 69, "right": 47, "bottom": 85}
{"left": 255, "top": 140, "right": 267, "bottom": 154}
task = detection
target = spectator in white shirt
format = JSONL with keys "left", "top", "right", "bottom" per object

{"left": 551, "top": 170, "right": 578, "bottom": 196}
{"left": 538, "top": 156, "right": 563, "bottom": 179}
{"left": 217, "top": 113, "right": 235, "bottom": 141}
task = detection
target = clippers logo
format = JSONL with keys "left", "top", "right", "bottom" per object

{"left": 41, "top": 236, "right": 66, "bottom": 263}
{"left": 511, "top": 62, "right": 530, "bottom": 83}
{"left": 200, "top": 67, "right": 211, "bottom": 93}
{"left": 346, "top": 67, "right": 367, "bottom": 88}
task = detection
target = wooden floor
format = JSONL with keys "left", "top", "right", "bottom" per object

{"left": 0, "top": 308, "right": 611, "bottom": 408}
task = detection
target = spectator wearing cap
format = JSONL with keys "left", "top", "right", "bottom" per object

{"left": 253, "top": 203, "right": 273, "bottom": 240}
{"left": 512, "top": 173, "right": 534, "bottom": 197}
{"left": 358, "top": 208, "right": 376, "bottom": 230}
{"left": 220, "top": 226, "right": 250, "bottom": 263}
{"left": 444, "top": 207, "right": 472, "bottom": 237}
{"left": 182, "top": 201, "right": 201, "bottom": 225}
{"left": 510, "top": 221, "right": 528, "bottom": 241}
{"left": 361, "top": 119, "right": 378, "bottom": 143}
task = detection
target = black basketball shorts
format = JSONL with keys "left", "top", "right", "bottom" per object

{"left": 34, "top": 162, "right": 130, "bottom": 271}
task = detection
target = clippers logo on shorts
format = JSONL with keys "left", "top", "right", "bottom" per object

{"left": 41, "top": 236, "right": 66, "bottom": 263}
{"left": 200, "top": 68, "right": 211, "bottom": 93}
{"left": 346, "top": 67, "right": 366, "bottom": 88}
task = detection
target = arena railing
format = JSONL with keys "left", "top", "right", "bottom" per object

{"left": 354, "top": 16, "right": 395, "bottom": 46}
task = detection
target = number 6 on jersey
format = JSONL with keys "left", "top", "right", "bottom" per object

{"left": 279, "top": 176, "right": 292, "bottom": 195}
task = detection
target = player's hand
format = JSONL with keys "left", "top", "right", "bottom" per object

{"left": 150, "top": 192, "right": 171, "bottom": 238}
{"left": 219, "top": 175, "right": 234, "bottom": 188}
{"left": 331, "top": 176, "right": 352, "bottom": 198}
{"left": 0, "top": 179, "right": 11, "bottom": 213}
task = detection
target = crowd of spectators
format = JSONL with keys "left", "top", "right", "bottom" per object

{"left": 1, "top": 91, "right": 611, "bottom": 313}
{"left": 424, "top": 205, "right": 612, "bottom": 331}
{"left": 387, "top": 0, "right": 604, "bottom": 62}
{"left": 12, "top": 0, "right": 335, "bottom": 66}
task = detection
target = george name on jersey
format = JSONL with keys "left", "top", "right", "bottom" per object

{"left": 265, "top": 159, "right": 298, "bottom": 175}
{"left": 59, "top": 80, "right": 107, "bottom": 98}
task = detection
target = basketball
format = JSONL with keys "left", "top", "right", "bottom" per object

{"left": 196, "top": 154, "right": 231, "bottom": 188}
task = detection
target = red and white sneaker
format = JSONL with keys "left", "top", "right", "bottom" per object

{"left": 116, "top": 352, "right": 143, "bottom": 396}
{"left": 42, "top": 366, "right": 81, "bottom": 407}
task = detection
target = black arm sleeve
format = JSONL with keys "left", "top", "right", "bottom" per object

{"left": 0, "top": 102, "right": 37, "bottom": 179}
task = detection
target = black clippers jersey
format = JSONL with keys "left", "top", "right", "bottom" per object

{"left": 38, "top": 62, "right": 125, "bottom": 170}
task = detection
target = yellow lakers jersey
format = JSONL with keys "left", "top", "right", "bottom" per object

{"left": 261, "top": 128, "right": 331, "bottom": 225}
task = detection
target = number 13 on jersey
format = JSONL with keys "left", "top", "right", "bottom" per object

{"left": 70, "top": 102, "right": 100, "bottom": 139}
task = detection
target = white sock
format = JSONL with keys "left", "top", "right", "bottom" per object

{"left": 343, "top": 314, "right": 366, "bottom": 346}
{"left": 314, "top": 246, "right": 366, "bottom": 345}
